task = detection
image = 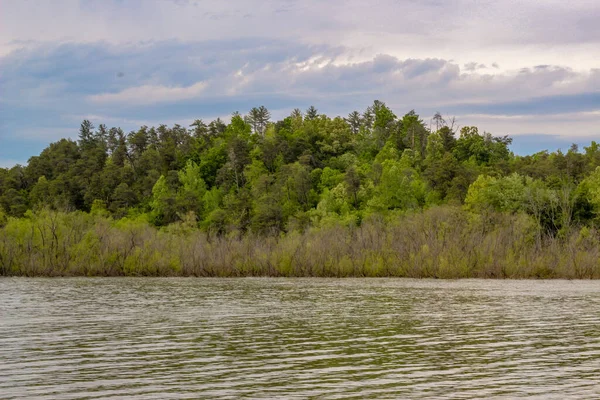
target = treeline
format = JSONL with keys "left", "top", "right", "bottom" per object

{"left": 1, "top": 207, "right": 600, "bottom": 278}
{"left": 2, "top": 101, "right": 600, "bottom": 277}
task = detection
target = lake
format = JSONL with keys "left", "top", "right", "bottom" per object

{"left": 1, "top": 278, "right": 600, "bottom": 399}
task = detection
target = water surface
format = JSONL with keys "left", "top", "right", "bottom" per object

{"left": 1, "top": 278, "right": 600, "bottom": 399}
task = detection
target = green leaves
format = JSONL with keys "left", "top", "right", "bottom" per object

{"left": 4, "top": 103, "right": 600, "bottom": 240}
{"left": 367, "top": 159, "right": 426, "bottom": 212}
{"left": 465, "top": 173, "right": 531, "bottom": 213}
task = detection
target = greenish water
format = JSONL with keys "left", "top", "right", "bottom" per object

{"left": 1, "top": 278, "right": 600, "bottom": 399}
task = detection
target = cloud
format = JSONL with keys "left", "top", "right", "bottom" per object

{"left": 88, "top": 81, "right": 207, "bottom": 105}
{"left": 453, "top": 110, "right": 600, "bottom": 141}
{"left": 446, "top": 92, "right": 600, "bottom": 116}
{"left": 0, "top": 0, "right": 599, "bottom": 167}
{"left": 464, "top": 62, "right": 487, "bottom": 71}
{"left": 1, "top": 0, "right": 599, "bottom": 71}
{"left": 1, "top": 41, "right": 598, "bottom": 138}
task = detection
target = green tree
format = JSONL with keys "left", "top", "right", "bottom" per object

{"left": 465, "top": 173, "right": 530, "bottom": 213}
{"left": 305, "top": 106, "right": 319, "bottom": 121}
{"left": 177, "top": 160, "right": 207, "bottom": 218}
{"left": 345, "top": 166, "right": 362, "bottom": 208}
{"left": 150, "top": 175, "right": 178, "bottom": 225}
{"left": 345, "top": 111, "right": 362, "bottom": 135}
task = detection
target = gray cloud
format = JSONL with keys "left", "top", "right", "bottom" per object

{"left": 2, "top": 40, "right": 598, "bottom": 128}
{"left": 1, "top": 0, "right": 599, "bottom": 69}
{"left": 1, "top": 1, "right": 599, "bottom": 166}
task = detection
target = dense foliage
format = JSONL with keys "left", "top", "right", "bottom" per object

{"left": 2, "top": 101, "right": 600, "bottom": 277}
{"left": 2, "top": 206, "right": 599, "bottom": 278}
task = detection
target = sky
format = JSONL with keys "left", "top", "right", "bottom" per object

{"left": 1, "top": 0, "right": 599, "bottom": 167}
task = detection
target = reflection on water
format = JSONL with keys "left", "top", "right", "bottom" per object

{"left": 1, "top": 278, "right": 600, "bottom": 399}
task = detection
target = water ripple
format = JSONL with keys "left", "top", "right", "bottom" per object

{"left": 1, "top": 278, "right": 600, "bottom": 399}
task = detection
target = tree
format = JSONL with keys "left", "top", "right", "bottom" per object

{"left": 465, "top": 173, "right": 531, "bottom": 214}
{"left": 251, "top": 195, "right": 284, "bottom": 234}
{"left": 305, "top": 106, "right": 319, "bottom": 120}
{"left": 219, "top": 136, "right": 250, "bottom": 190}
{"left": 291, "top": 108, "right": 303, "bottom": 121}
{"left": 438, "top": 126, "right": 456, "bottom": 152}
{"left": 362, "top": 106, "right": 374, "bottom": 132}
{"left": 368, "top": 156, "right": 426, "bottom": 212}
{"left": 371, "top": 100, "right": 396, "bottom": 149}
{"left": 278, "top": 162, "right": 315, "bottom": 212}
{"left": 150, "top": 175, "right": 178, "bottom": 225}
{"left": 177, "top": 160, "right": 207, "bottom": 218}
{"left": 345, "top": 166, "right": 361, "bottom": 208}
{"left": 29, "top": 176, "right": 51, "bottom": 208}
{"left": 96, "top": 124, "right": 108, "bottom": 147}
{"left": 345, "top": 111, "right": 362, "bottom": 135}
{"left": 78, "top": 120, "right": 96, "bottom": 151}
{"left": 453, "top": 126, "right": 512, "bottom": 165}
{"left": 576, "top": 167, "right": 600, "bottom": 223}
{"left": 399, "top": 110, "right": 428, "bottom": 160}
{"left": 208, "top": 118, "right": 227, "bottom": 137}
{"left": 111, "top": 128, "right": 128, "bottom": 167}
{"left": 128, "top": 126, "right": 149, "bottom": 166}
{"left": 190, "top": 119, "right": 208, "bottom": 138}
{"left": 110, "top": 183, "right": 137, "bottom": 216}
{"left": 12, "top": 100, "right": 600, "bottom": 245}
{"left": 432, "top": 112, "right": 446, "bottom": 131}
{"left": 246, "top": 106, "right": 271, "bottom": 136}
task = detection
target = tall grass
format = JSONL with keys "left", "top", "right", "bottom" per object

{"left": 1, "top": 207, "right": 599, "bottom": 278}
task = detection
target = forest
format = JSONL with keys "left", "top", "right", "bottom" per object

{"left": 2, "top": 101, "right": 600, "bottom": 277}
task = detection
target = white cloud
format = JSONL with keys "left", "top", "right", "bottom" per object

{"left": 88, "top": 81, "right": 207, "bottom": 105}
{"left": 1, "top": 0, "right": 599, "bottom": 72}
{"left": 456, "top": 111, "right": 600, "bottom": 138}
{"left": 1, "top": 0, "right": 599, "bottom": 164}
